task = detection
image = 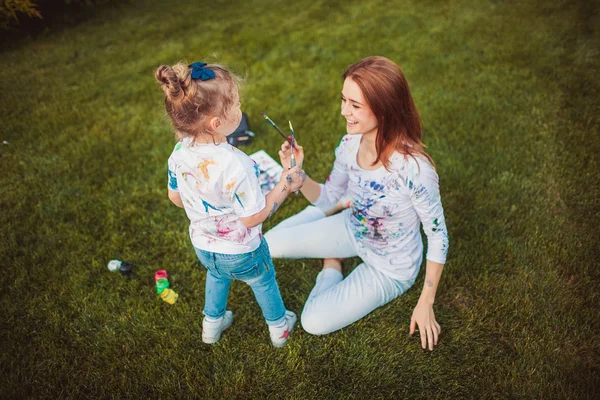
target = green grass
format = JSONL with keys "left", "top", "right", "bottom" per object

{"left": 1, "top": 0, "right": 599, "bottom": 398}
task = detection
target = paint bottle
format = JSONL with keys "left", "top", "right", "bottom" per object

{"left": 118, "top": 261, "right": 133, "bottom": 277}
{"left": 156, "top": 278, "right": 170, "bottom": 294}
{"left": 160, "top": 288, "right": 179, "bottom": 304}
{"left": 154, "top": 270, "right": 168, "bottom": 283}
{"left": 107, "top": 259, "right": 133, "bottom": 277}
{"left": 107, "top": 259, "right": 122, "bottom": 271}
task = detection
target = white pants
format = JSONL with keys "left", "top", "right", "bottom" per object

{"left": 264, "top": 206, "right": 415, "bottom": 335}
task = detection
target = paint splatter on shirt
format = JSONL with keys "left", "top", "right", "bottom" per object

{"left": 167, "top": 138, "right": 266, "bottom": 254}
{"left": 313, "top": 134, "right": 449, "bottom": 281}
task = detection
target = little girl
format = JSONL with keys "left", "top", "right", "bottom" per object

{"left": 155, "top": 61, "right": 305, "bottom": 347}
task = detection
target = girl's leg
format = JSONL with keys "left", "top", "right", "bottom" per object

{"left": 235, "top": 239, "right": 288, "bottom": 325}
{"left": 242, "top": 239, "right": 300, "bottom": 347}
{"left": 203, "top": 269, "right": 232, "bottom": 319}
{"left": 202, "top": 270, "right": 234, "bottom": 344}
{"left": 195, "top": 247, "right": 234, "bottom": 344}
{"left": 264, "top": 209, "right": 357, "bottom": 259}
{"left": 301, "top": 263, "right": 415, "bottom": 335}
{"left": 246, "top": 262, "right": 287, "bottom": 325}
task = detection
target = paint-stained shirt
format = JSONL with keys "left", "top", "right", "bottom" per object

{"left": 167, "top": 138, "right": 266, "bottom": 254}
{"left": 313, "top": 134, "right": 449, "bottom": 281}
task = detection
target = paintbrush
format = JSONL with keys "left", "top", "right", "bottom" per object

{"left": 288, "top": 121, "right": 297, "bottom": 168}
{"left": 261, "top": 112, "right": 291, "bottom": 144}
{"left": 261, "top": 113, "right": 300, "bottom": 192}
{"left": 289, "top": 120, "right": 300, "bottom": 195}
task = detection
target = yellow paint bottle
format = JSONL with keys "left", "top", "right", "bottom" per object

{"left": 160, "top": 288, "right": 179, "bottom": 304}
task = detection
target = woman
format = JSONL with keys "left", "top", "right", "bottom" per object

{"left": 264, "top": 56, "right": 449, "bottom": 350}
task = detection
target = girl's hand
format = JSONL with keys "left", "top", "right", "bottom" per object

{"left": 280, "top": 166, "right": 306, "bottom": 192}
{"left": 278, "top": 138, "right": 304, "bottom": 170}
{"left": 410, "top": 300, "right": 441, "bottom": 351}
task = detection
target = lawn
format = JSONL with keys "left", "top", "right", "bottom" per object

{"left": 0, "top": 0, "right": 598, "bottom": 398}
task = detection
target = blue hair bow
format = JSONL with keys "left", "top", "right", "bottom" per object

{"left": 189, "top": 62, "right": 216, "bottom": 81}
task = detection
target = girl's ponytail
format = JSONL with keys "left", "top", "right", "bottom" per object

{"left": 155, "top": 65, "right": 186, "bottom": 103}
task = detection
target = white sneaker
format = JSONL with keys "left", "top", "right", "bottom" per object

{"left": 269, "top": 310, "right": 297, "bottom": 348}
{"left": 202, "top": 310, "right": 233, "bottom": 344}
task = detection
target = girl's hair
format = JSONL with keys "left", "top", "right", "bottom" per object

{"left": 155, "top": 62, "right": 241, "bottom": 140}
{"left": 343, "top": 56, "right": 434, "bottom": 169}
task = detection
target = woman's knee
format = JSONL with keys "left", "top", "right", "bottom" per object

{"left": 300, "top": 308, "right": 331, "bottom": 336}
{"left": 263, "top": 230, "right": 285, "bottom": 258}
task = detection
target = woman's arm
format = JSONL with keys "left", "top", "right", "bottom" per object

{"left": 279, "top": 138, "right": 350, "bottom": 209}
{"left": 410, "top": 260, "right": 444, "bottom": 351}
{"left": 298, "top": 175, "right": 321, "bottom": 203}
{"left": 406, "top": 158, "right": 449, "bottom": 351}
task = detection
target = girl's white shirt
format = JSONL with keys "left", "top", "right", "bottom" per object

{"left": 168, "top": 137, "right": 265, "bottom": 254}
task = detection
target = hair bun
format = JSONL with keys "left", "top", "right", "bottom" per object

{"left": 155, "top": 65, "right": 184, "bottom": 103}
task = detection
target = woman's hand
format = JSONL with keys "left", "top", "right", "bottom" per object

{"left": 280, "top": 166, "right": 306, "bottom": 192}
{"left": 410, "top": 300, "right": 441, "bottom": 351}
{"left": 278, "top": 138, "right": 304, "bottom": 170}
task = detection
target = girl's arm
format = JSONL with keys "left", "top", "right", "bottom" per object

{"left": 167, "top": 154, "right": 184, "bottom": 208}
{"left": 168, "top": 189, "right": 184, "bottom": 208}
{"left": 239, "top": 166, "right": 305, "bottom": 229}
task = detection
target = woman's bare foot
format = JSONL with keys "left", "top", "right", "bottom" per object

{"left": 322, "top": 258, "right": 343, "bottom": 273}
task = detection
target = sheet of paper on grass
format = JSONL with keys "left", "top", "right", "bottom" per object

{"left": 249, "top": 150, "right": 283, "bottom": 195}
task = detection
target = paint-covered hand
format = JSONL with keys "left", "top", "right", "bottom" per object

{"left": 410, "top": 301, "right": 441, "bottom": 351}
{"left": 279, "top": 138, "right": 304, "bottom": 170}
{"left": 280, "top": 166, "right": 306, "bottom": 193}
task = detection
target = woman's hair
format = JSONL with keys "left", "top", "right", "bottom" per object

{"left": 343, "top": 56, "right": 434, "bottom": 169}
{"left": 155, "top": 62, "right": 241, "bottom": 140}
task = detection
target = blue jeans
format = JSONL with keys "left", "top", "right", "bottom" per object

{"left": 194, "top": 237, "right": 287, "bottom": 326}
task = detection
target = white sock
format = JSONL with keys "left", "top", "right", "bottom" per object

{"left": 268, "top": 316, "right": 287, "bottom": 329}
{"left": 204, "top": 315, "right": 222, "bottom": 323}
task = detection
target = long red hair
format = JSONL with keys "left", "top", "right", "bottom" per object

{"left": 343, "top": 56, "right": 434, "bottom": 169}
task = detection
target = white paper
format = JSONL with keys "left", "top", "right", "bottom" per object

{"left": 249, "top": 150, "right": 284, "bottom": 195}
